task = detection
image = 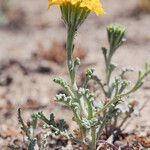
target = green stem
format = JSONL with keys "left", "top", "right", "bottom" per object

{"left": 81, "top": 128, "right": 96, "bottom": 150}
{"left": 106, "top": 53, "right": 112, "bottom": 86}
{"left": 96, "top": 96, "right": 120, "bottom": 116}
{"left": 90, "top": 127, "right": 97, "bottom": 150}
{"left": 105, "top": 48, "right": 114, "bottom": 98}
{"left": 66, "top": 26, "right": 78, "bottom": 90}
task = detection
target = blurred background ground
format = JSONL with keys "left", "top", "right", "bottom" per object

{"left": 0, "top": 0, "right": 150, "bottom": 149}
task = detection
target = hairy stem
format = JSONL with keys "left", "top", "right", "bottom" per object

{"left": 66, "top": 26, "right": 78, "bottom": 90}
{"left": 90, "top": 127, "right": 97, "bottom": 150}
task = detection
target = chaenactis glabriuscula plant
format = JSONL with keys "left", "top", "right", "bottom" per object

{"left": 16, "top": 1, "right": 150, "bottom": 150}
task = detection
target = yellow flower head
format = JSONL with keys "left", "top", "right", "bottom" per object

{"left": 48, "top": 0, "right": 105, "bottom": 29}
{"left": 48, "top": 0, "right": 105, "bottom": 15}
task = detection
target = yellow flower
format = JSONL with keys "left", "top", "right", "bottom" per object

{"left": 48, "top": 0, "right": 105, "bottom": 15}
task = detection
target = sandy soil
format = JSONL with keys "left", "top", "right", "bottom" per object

{"left": 0, "top": 0, "right": 150, "bottom": 149}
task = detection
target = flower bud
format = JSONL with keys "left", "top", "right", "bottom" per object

{"left": 107, "top": 24, "right": 126, "bottom": 51}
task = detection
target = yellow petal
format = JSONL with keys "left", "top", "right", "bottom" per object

{"left": 48, "top": 0, "right": 105, "bottom": 15}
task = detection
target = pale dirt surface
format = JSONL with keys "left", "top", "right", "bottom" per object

{"left": 0, "top": 0, "right": 150, "bottom": 149}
